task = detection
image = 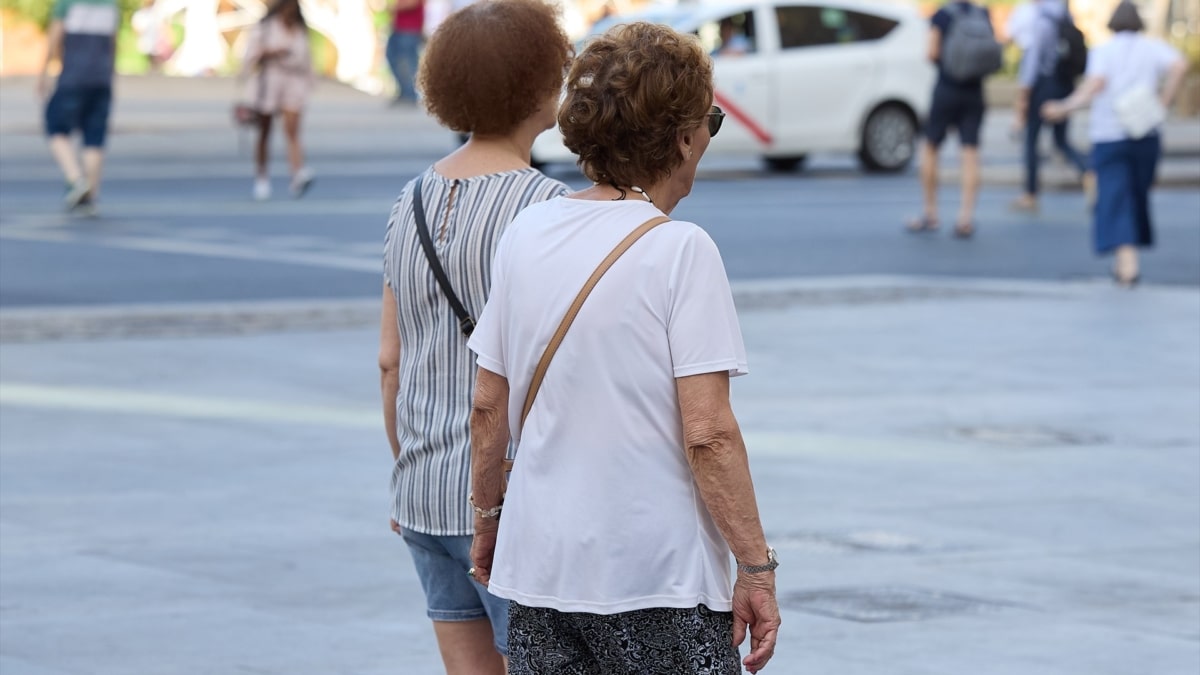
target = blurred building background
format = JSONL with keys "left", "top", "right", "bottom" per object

{"left": 1, "top": 0, "right": 1197, "bottom": 109}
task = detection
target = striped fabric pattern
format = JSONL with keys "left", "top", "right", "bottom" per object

{"left": 384, "top": 167, "right": 569, "bottom": 535}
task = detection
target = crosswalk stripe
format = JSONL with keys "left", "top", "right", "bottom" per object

{"left": 0, "top": 382, "right": 378, "bottom": 428}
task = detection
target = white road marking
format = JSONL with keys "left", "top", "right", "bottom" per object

{"left": 0, "top": 228, "right": 379, "bottom": 273}
{"left": 0, "top": 383, "right": 378, "bottom": 428}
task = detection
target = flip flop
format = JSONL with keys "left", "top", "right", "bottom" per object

{"left": 906, "top": 216, "right": 939, "bottom": 233}
{"left": 953, "top": 222, "right": 975, "bottom": 239}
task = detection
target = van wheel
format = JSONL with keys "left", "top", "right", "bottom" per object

{"left": 764, "top": 155, "right": 807, "bottom": 173}
{"left": 859, "top": 103, "right": 916, "bottom": 173}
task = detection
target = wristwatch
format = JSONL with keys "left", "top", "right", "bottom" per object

{"left": 737, "top": 546, "right": 779, "bottom": 574}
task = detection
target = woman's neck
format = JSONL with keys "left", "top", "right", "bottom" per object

{"left": 433, "top": 133, "right": 532, "bottom": 180}
{"left": 433, "top": 111, "right": 556, "bottom": 179}
{"left": 570, "top": 181, "right": 683, "bottom": 214}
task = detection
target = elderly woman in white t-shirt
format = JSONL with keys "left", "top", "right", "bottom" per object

{"left": 465, "top": 22, "right": 780, "bottom": 675}
{"left": 1041, "top": 2, "right": 1187, "bottom": 286}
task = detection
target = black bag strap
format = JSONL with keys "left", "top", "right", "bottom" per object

{"left": 412, "top": 175, "right": 475, "bottom": 337}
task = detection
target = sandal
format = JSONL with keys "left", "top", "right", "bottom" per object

{"left": 906, "top": 215, "right": 939, "bottom": 233}
{"left": 953, "top": 222, "right": 975, "bottom": 239}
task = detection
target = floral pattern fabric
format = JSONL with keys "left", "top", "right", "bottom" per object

{"left": 508, "top": 602, "right": 742, "bottom": 675}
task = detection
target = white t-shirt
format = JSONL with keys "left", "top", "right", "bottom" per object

{"left": 1085, "top": 33, "right": 1183, "bottom": 143}
{"left": 468, "top": 197, "right": 748, "bottom": 614}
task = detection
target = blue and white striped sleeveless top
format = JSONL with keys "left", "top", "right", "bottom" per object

{"left": 383, "top": 167, "right": 569, "bottom": 535}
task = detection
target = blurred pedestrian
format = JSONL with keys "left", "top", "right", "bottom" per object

{"left": 241, "top": 0, "right": 314, "bottom": 201}
{"left": 1041, "top": 1, "right": 1187, "bottom": 287}
{"left": 386, "top": 0, "right": 424, "bottom": 105}
{"left": 908, "top": 0, "right": 1000, "bottom": 238}
{"left": 38, "top": 0, "right": 119, "bottom": 216}
{"left": 132, "top": 0, "right": 171, "bottom": 72}
{"left": 466, "top": 22, "right": 780, "bottom": 675}
{"left": 377, "top": 1, "right": 572, "bottom": 672}
{"left": 1011, "top": 0, "right": 1090, "bottom": 212}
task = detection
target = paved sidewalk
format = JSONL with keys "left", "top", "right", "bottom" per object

{"left": 1, "top": 276, "right": 1197, "bottom": 674}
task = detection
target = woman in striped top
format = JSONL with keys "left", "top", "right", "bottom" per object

{"left": 377, "top": 1, "right": 571, "bottom": 672}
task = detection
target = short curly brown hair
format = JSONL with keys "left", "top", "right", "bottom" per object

{"left": 558, "top": 22, "right": 713, "bottom": 187}
{"left": 419, "top": 0, "right": 571, "bottom": 136}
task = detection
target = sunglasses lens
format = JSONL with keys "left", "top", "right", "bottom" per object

{"left": 708, "top": 106, "right": 724, "bottom": 137}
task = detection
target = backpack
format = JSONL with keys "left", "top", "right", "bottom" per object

{"left": 941, "top": 3, "right": 1004, "bottom": 82}
{"left": 1052, "top": 13, "right": 1088, "bottom": 84}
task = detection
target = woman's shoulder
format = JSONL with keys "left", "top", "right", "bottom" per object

{"left": 519, "top": 170, "right": 571, "bottom": 200}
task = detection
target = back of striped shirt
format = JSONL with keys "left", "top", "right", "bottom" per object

{"left": 383, "top": 167, "right": 569, "bottom": 535}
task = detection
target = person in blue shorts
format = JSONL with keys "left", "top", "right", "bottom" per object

{"left": 38, "top": 0, "right": 118, "bottom": 216}
{"left": 908, "top": 0, "right": 990, "bottom": 239}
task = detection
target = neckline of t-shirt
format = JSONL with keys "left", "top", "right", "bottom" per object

{"left": 427, "top": 166, "right": 540, "bottom": 183}
{"left": 559, "top": 196, "right": 663, "bottom": 212}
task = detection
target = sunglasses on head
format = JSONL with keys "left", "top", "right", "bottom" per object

{"left": 707, "top": 105, "right": 726, "bottom": 137}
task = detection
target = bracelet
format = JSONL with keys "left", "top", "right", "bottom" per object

{"left": 469, "top": 494, "right": 503, "bottom": 519}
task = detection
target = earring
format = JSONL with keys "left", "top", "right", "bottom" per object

{"left": 688, "top": 149, "right": 693, "bottom": 159}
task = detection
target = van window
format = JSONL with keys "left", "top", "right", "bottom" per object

{"left": 775, "top": 5, "right": 898, "bottom": 49}
{"left": 696, "top": 11, "right": 756, "bottom": 56}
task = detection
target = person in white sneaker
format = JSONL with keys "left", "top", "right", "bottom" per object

{"left": 241, "top": 0, "right": 314, "bottom": 200}
{"left": 38, "top": 0, "right": 118, "bottom": 214}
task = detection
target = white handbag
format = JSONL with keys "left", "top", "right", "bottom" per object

{"left": 1113, "top": 84, "right": 1166, "bottom": 140}
{"left": 1114, "top": 84, "right": 1166, "bottom": 139}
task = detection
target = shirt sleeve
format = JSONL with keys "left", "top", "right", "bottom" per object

{"left": 382, "top": 182, "right": 415, "bottom": 291}
{"left": 1017, "top": 18, "right": 1046, "bottom": 87}
{"left": 666, "top": 226, "right": 748, "bottom": 378}
{"left": 1085, "top": 40, "right": 1111, "bottom": 79}
{"left": 1150, "top": 38, "right": 1184, "bottom": 73}
{"left": 930, "top": 9, "right": 949, "bottom": 33}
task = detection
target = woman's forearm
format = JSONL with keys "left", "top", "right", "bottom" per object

{"left": 381, "top": 368, "right": 401, "bottom": 461}
{"left": 470, "top": 367, "right": 510, "bottom": 510}
{"left": 686, "top": 425, "right": 771, "bottom": 566}
{"left": 678, "top": 372, "right": 770, "bottom": 566}
{"left": 1062, "top": 76, "right": 1105, "bottom": 114}
{"left": 1160, "top": 59, "right": 1189, "bottom": 108}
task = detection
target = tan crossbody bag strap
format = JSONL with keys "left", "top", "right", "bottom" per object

{"left": 501, "top": 215, "right": 670, "bottom": 473}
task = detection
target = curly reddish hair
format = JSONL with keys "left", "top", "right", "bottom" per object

{"left": 558, "top": 22, "right": 713, "bottom": 187}
{"left": 419, "top": 0, "right": 571, "bottom": 136}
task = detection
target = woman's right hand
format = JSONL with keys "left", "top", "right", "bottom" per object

{"left": 468, "top": 518, "right": 500, "bottom": 586}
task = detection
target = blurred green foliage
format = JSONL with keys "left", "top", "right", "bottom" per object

{"left": 0, "top": 0, "right": 143, "bottom": 28}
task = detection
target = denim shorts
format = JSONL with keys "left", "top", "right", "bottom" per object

{"left": 401, "top": 529, "right": 510, "bottom": 655}
{"left": 45, "top": 86, "right": 112, "bottom": 147}
{"left": 925, "top": 81, "right": 985, "bottom": 148}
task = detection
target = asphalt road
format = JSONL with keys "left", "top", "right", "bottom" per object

{"left": 1, "top": 75, "right": 1198, "bottom": 310}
